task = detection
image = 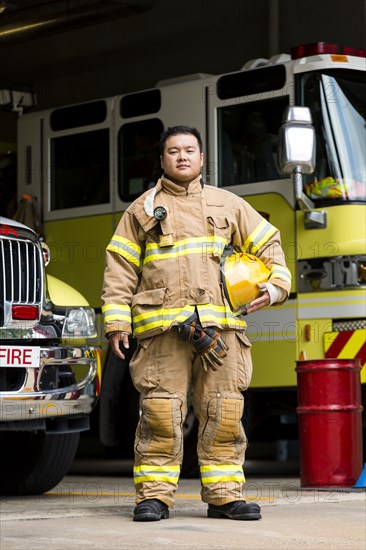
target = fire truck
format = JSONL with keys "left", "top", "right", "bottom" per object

{"left": 15, "top": 42, "right": 366, "bottom": 461}
{"left": 0, "top": 217, "right": 100, "bottom": 494}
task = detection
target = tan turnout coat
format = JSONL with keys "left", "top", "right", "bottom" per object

{"left": 102, "top": 175, "right": 291, "bottom": 338}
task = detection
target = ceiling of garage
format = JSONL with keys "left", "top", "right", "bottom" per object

{"left": 0, "top": 0, "right": 169, "bottom": 86}
{"left": 0, "top": 0, "right": 157, "bottom": 80}
{"left": 0, "top": 0, "right": 154, "bottom": 43}
{"left": 0, "top": 0, "right": 364, "bottom": 116}
{"left": 0, "top": 0, "right": 274, "bottom": 102}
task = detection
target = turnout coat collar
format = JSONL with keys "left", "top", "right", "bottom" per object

{"left": 158, "top": 174, "right": 203, "bottom": 195}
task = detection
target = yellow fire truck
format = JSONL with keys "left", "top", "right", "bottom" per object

{"left": 16, "top": 42, "right": 366, "bottom": 461}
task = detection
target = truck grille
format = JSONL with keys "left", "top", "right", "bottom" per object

{"left": 0, "top": 236, "right": 43, "bottom": 327}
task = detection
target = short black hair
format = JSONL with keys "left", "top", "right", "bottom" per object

{"left": 159, "top": 126, "right": 203, "bottom": 155}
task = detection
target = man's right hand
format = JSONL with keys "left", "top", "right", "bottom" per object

{"left": 109, "top": 331, "right": 130, "bottom": 359}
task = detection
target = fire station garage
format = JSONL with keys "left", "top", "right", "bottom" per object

{"left": 0, "top": 1, "right": 365, "bottom": 549}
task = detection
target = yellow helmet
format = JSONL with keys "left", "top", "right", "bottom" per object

{"left": 221, "top": 246, "right": 270, "bottom": 315}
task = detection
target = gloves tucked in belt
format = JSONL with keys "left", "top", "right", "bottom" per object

{"left": 178, "top": 313, "right": 228, "bottom": 371}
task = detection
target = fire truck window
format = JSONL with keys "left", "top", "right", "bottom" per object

{"left": 217, "top": 65, "right": 286, "bottom": 100}
{"left": 218, "top": 96, "right": 289, "bottom": 186}
{"left": 120, "top": 89, "right": 161, "bottom": 119}
{"left": 50, "top": 129, "right": 110, "bottom": 210}
{"left": 50, "top": 101, "right": 107, "bottom": 131}
{"left": 300, "top": 70, "right": 366, "bottom": 203}
{"left": 118, "top": 118, "right": 164, "bottom": 202}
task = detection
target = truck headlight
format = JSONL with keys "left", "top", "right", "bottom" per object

{"left": 62, "top": 307, "right": 97, "bottom": 339}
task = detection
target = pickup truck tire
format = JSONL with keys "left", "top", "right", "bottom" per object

{"left": 0, "top": 431, "right": 80, "bottom": 495}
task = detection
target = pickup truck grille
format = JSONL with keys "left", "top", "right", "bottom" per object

{"left": 0, "top": 236, "right": 43, "bottom": 327}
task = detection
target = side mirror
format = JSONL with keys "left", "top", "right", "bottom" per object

{"left": 278, "top": 106, "right": 316, "bottom": 174}
{"left": 278, "top": 106, "right": 316, "bottom": 211}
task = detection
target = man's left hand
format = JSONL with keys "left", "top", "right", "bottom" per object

{"left": 246, "top": 283, "right": 270, "bottom": 314}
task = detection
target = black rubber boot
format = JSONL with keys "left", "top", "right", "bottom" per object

{"left": 133, "top": 499, "right": 169, "bottom": 522}
{"left": 207, "top": 500, "right": 261, "bottom": 520}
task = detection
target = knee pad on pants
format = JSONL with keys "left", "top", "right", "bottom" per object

{"left": 135, "top": 395, "right": 184, "bottom": 459}
{"left": 200, "top": 396, "right": 246, "bottom": 459}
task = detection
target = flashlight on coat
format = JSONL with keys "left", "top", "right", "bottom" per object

{"left": 153, "top": 206, "right": 167, "bottom": 221}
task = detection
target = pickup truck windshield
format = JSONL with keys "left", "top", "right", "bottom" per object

{"left": 300, "top": 69, "right": 366, "bottom": 203}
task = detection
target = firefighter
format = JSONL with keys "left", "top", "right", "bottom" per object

{"left": 102, "top": 126, "right": 291, "bottom": 522}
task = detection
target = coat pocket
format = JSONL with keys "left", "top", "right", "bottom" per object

{"left": 132, "top": 287, "right": 168, "bottom": 336}
{"left": 207, "top": 216, "right": 231, "bottom": 258}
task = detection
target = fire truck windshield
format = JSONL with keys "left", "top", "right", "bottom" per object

{"left": 300, "top": 69, "right": 366, "bottom": 203}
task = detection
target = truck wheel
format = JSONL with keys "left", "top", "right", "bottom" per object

{"left": 0, "top": 431, "right": 80, "bottom": 495}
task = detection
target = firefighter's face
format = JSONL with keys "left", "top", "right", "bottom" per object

{"left": 160, "top": 133, "right": 203, "bottom": 185}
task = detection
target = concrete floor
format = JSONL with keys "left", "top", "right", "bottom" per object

{"left": 1, "top": 461, "right": 365, "bottom": 550}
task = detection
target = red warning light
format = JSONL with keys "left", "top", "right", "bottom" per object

{"left": 291, "top": 42, "right": 365, "bottom": 60}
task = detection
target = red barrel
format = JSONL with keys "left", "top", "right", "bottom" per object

{"left": 296, "top": 359, "right": 363, "bottom": 487}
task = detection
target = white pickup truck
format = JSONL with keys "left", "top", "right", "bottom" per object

{"left": 0, "top": 216, "right": 100, "bottom": 495}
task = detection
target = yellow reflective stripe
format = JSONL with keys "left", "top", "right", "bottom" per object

{"left": 133, "top": 306, "right": 192, "bottom": 324}
{"left": 107, "top": 235, "right": 141, "bottom": 268}
{"left": 134, "top": 465, "right": 180, "bottom": 485}
{"left": 102, "top": 304, "right": 132, "bottom": 323}
{"left": 201, "top": 475, "right": 245, "bottom": 484}
{"left": 269, "top": 264, "right": 292, "bottom": 284}
{"left": 144, "top": 235, "right": 227, "bottom": 264}
{"left": 134, "top": 465, "right": 181, "bottom": 472}
{"left": 133, "top": 306, "right": 195, "bottom": 335}
{"left": 243, "top": 220, "right": 277, "bottom": 254}
{"left": 197, "top": 304, "right": 247, "bottom": 328}
{"left": 200, "top": 464, "right": 245, "bottom": 485}
{"left": 201, "top": 464, "right": 243, "bottom": 472}
{"left": 132, "top": 304, "right": 247, "bottom": 335}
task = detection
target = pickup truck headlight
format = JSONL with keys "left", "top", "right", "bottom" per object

{"left": 62, "top": 307, "right": 97, "bottom": 339}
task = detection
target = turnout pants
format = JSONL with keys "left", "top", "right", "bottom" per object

{"left": 129, "top": 328, "right": 253, "bottom": 508}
